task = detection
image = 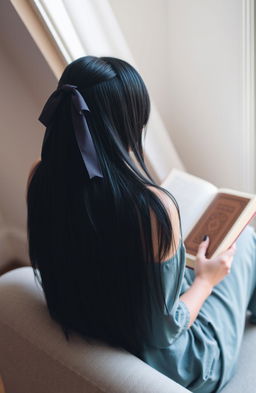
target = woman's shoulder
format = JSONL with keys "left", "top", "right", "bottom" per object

{"left": 147, "top": 185, "right": 182, "bottom": 263}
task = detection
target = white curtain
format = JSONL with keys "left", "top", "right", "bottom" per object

{"left": 32, "top": 0, "right": 185, "bottom": 182}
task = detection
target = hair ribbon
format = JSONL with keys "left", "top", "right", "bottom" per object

{"left": 38, "top": 84, "right": 103, "bottom": 179}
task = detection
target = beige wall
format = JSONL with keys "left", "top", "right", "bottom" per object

{"left": 166, "top": 0, "right": 247, "bottom": 190}
{"left": 109, "top": 0, "right": 254, "bottom": 192}
{"left": 0, "top": 1, "right": 56, "bottom": 264}
{"left": 109, "top": 0, "right": 170, "bottom": 136}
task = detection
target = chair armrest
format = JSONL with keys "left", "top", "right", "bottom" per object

{"left": 0, "top": 267, "right": 191, "bottom": 393}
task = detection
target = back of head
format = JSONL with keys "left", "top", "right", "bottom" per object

{"left": 27, "top": 56, "right": 177, "bottom": 355}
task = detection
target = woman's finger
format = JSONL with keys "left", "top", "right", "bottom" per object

{"left": 196, "top": 235, "right": 210, "bottom": 260}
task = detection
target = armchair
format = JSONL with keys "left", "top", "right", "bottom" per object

{"left": 0, "top": 267, "right": 255, "bottom": 393}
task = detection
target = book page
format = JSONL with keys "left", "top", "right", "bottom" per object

{"left": 162, "top": 169, "right": 217, "bottom": 237}
{"left": 185, "top": 193, "right": 250, "bottom": 258}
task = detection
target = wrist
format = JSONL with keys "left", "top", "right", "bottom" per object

{"left": 193, "top": 276, "right": 213, "bottom": 296}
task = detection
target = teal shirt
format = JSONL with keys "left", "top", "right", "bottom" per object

{"left": 140, "top": 227, "right": 256, "bottom": 393}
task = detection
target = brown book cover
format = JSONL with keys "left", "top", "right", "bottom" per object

{"left": 184, "top": 193, "right": 250, "bottom": 258}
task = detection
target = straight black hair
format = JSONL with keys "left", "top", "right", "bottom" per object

{"left": 27, "top": 56, "right": 181, "bottom": 356}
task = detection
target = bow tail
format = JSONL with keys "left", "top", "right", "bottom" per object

{"left": 71, "top": 110, "right": 103, "bottom": 179}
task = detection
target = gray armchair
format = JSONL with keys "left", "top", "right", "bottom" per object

{"left": 0, "top": 267, "right": 255, "bottom": 393}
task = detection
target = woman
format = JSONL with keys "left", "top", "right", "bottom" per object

{"left": 27, "top": 56, "right": 256, "bottom": 393}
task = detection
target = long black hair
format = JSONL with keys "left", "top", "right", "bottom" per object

{"left": 27, "top": 56, "right": 181, "bottom": 356}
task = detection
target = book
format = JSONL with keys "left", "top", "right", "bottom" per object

{"left": 162, "top": 168, "right": 256, "bottom": 268}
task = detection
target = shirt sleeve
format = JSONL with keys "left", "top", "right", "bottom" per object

{"left": 148, "top": 240, "right": 190, "bottom": 347}
{"left": 164, "top": 299, "right": 190, "bottom": 343}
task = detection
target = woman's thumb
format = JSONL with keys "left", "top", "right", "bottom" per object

{"left": 197, "top": 235, "right": 210, "bottom": 259}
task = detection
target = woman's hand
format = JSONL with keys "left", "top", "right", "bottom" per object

{"left": 194, "top": 236, "right": 237, "bottom": 289}
{"left": 180, "top": 236, "right": 237, "bottom": 327}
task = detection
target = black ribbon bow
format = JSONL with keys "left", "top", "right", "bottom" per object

{"left": 38, "top": 84, "right": 103, "bottom": 179}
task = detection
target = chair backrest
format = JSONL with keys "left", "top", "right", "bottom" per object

{"left": 0, "top": 267, "right": 190, "bottom": 393}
